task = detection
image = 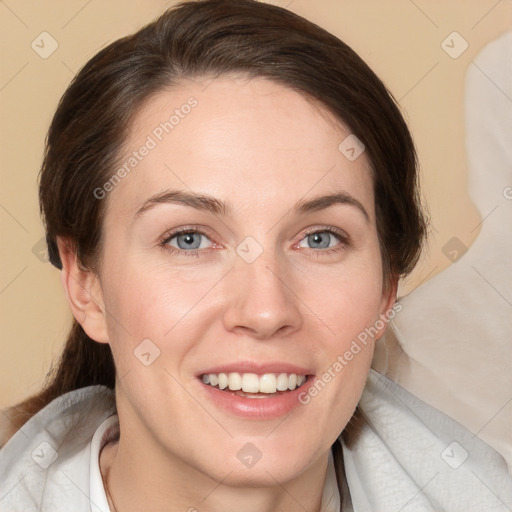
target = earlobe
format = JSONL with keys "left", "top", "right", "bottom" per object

{"left": 57, "top": 237, "right": 109, "bottom": 344}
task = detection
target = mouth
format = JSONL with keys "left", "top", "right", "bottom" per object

{"left": 200, "top": 372, "right": 309, "bottom": 398}
{"left": 197, "top": 365, "right": 315, "bottom": 419}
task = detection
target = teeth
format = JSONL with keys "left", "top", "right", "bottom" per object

{"left": 259, "top": 374, "right": 277, "bottom": 394}
{"left": 218, "top": 373, "right": 228, "bottom": 390}
{"left": 242, "top": 373, "right": 260, "bottom": 393}
{"left": 201, "top": 372, "right": 308, "bottom": 394}
{"left": 228, "top": 372, "right": 242, "bottom": 391}
{"left": 276, "top": 373, "right": 289, "bottom": 391}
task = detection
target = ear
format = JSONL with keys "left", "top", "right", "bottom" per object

{"left": 374, "top": 274, "right": 399, "bottom": 341}
{"left": 57, "top": 237, "right": 109, "bottom": 344}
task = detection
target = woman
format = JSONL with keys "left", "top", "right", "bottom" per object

{"left": 1, "top": 1, "right": 510, "bottom": 510}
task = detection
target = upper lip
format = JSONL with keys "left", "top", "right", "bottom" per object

{"left": 197, "top": 361, "right": 314, "bottom": 377}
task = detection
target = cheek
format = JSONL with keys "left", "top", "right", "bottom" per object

{"left": 295, "top": 251, "right": 384, "bottom": 400}
{"left": 296, "top": 270, "right": 383, "bottom": 443}
{"left": 308, "top": 276, "right": 382, "bottom": 383}
{"left": 100, "top": 262, "right": 226, "bottom": 361}
{"left": 300, "top": 254, "right": 385, "bottom": 346}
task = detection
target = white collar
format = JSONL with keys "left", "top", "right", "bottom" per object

{"left": 89, "top": 415, "right": 119, "bottom": 512}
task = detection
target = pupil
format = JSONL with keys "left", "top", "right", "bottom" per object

{"left": 177, "top": 233, "right": 201, "bottom": 249}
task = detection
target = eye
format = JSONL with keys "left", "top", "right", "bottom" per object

{"left": 297, "top": 230, "right": 345, "bottom": 250}
{"left": 165, "top": 230, "right": 214, "bottom": 251}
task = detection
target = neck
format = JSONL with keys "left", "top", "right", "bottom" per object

{"left": 100, "top": 433, "right": 330, "bottom": 512}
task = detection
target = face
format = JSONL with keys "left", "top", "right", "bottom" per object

{"left": 91, "top": 76, "right": 395, "bottom": 486}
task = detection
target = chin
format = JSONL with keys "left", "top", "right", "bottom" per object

{"left": 195, "top": 434, "right": 321, "bottom": 488}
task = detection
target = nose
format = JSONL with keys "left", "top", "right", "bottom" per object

{"left": 222, "top": 251, "right": 303, "bottom": 340}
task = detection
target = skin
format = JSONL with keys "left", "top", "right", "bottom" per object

{"left": 59, "top": 75, "right": 397, "bottom": 512}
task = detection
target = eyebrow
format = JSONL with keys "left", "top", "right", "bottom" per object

{"left": 293, "top": 192, "right": 369, "bottom": 221}
{"left": 134, "top": 189, "right": 369, "bottom": 222}
{"left": 135, "top": 189, "right": 230, "bottom": 218}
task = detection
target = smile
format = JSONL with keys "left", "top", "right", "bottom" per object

{"left": 201, "top": 372, "right": 308, "bottom": 396}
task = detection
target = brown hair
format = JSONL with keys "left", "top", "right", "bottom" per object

{"left": 3, "top": 0, "right": 425, "bottom": 439}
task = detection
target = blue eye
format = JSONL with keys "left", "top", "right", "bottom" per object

{"left": 298, "top": 231, "right": 342, "bottom": 250}
{"left": 167, "top": 231, "right": 213, "bottom": 251}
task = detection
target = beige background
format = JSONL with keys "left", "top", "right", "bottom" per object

{"left": 0, "top": 0, "right": 511, "bottom": 408}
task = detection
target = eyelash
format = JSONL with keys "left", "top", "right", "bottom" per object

{"left": 159, "top": 225, "right": 350, "bottom": 257}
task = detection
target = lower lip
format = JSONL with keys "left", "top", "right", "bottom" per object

{"left": 199, "top": 378, "right": 314, "bottom": 419}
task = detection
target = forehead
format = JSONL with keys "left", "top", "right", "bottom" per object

{"left": 105, "top": 76, "right": 375, "bottom": 221}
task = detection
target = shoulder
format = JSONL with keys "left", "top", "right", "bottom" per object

{"left": 0, "top": 386, "right": 115, "bottom": 511}
{"left": 0, "top": 406, "right": 26, "bottom": 450}
{"left": 340, "top": 369, "right": 512, "bottom": 510}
